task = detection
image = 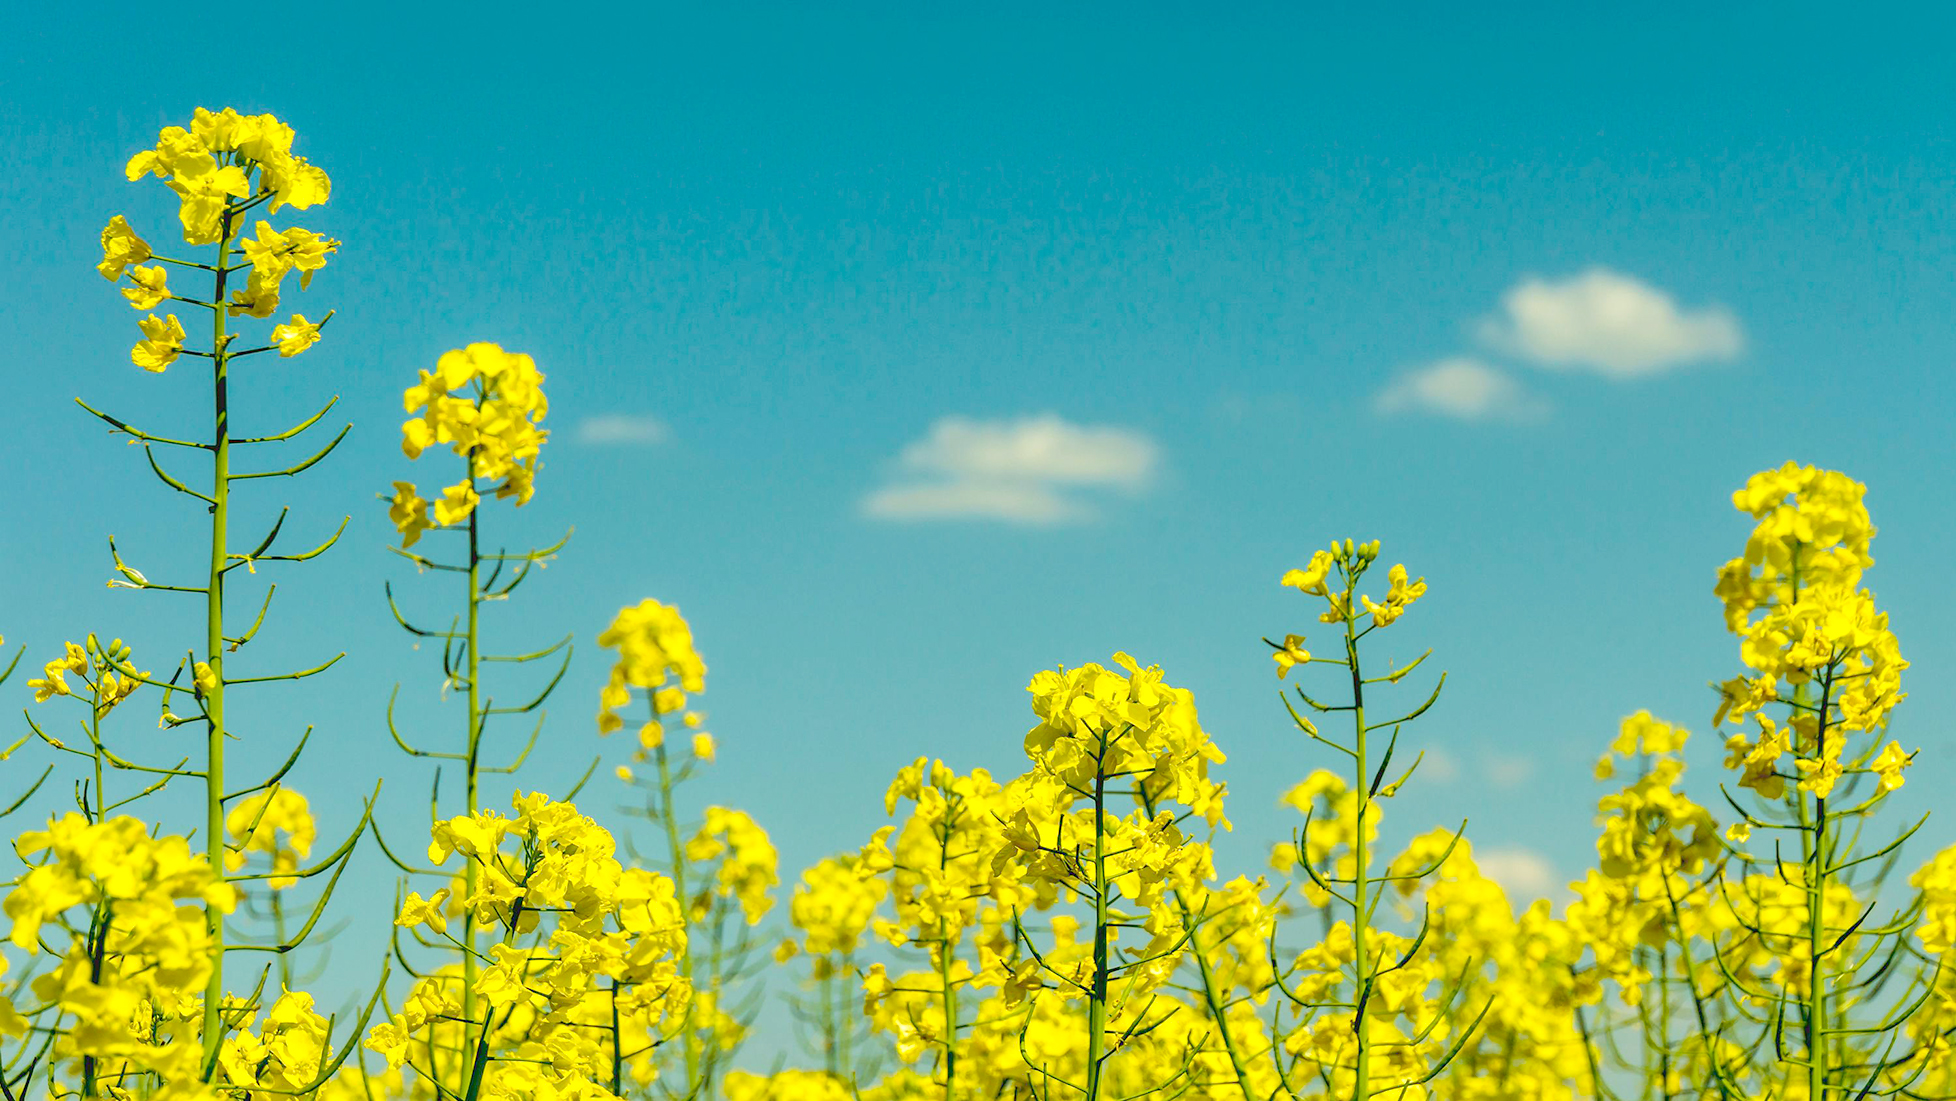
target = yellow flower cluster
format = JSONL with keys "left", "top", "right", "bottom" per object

{"left": 1714, "top": 463, "right": 1912, "bottom": 800}
{"left": 1279, "top": 539, "right": 1427, "bottom": 633}
{"left": 125, "top": 107, "right": 331, "bottom": 238}
{"left": 1021, "top": 651, "right": 1228, "bottom": 827}
{"left": 389, "top": 343, "right": 550, "bottom": 543}
{"left": 25, "top": 635, "right": 142, "bottom": 715}
{"left": 781, "top": 852, "right": 889, "bottom": 975}
{"left": 685, "top": 807, "right": 780, "bottom": 925}
{"left": 105, "top": 108, "right": 334, "bottom": 373}
{"left": 596, "top": 598, "right": 709, "bottom": 739}
{"left": 223, "top": 788, "right": 317, "bottom": 889}
{"left": 370, "top": 793, "right": 690, "bottom": 1101}
{"left": 2, "top": 815, "right": 237, "bottom": 1094}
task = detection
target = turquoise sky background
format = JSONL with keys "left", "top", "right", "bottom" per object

{"left": 3, "top": 0, "right": 1954, "bottom": 1039}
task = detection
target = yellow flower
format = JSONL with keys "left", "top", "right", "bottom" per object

{"left": 164, "top": 165, "right": 250, "bottom": 244}
{"left": 1869, "top": 741, "right": 1912, "bottom": 793}
{"left": 97, "top": 215, "right": 152, "bottom": 280}
{"left": 27, "top": 643, "right": 88, "bottom": 703}
{"left": 693, "top": 733, "right": 717, "bottom": 762}
{"left": 396, "top": 889, "right": 451, "bottom": 935}
{"left": 1360, "top": 563, "right": 1427, "bottom": 628}
{"left": 120, "top": 264, "right": 169, "bottom": 309}
{"left": 126, "top": 125, "right": 214, "bottom": 181}
{"left": 387, "top": 482, "right": 432, "bottom": 547}
{"left": 596, "top": 599, "right": 708, "bottom": 734}
{"left": 1272, "top": 634, "right": 1311, "bottom": 679}
{"left": 432, "top": 481, "right": 479, "bottom": 527}
{"left": 1795, "top": 754, "right": 1843, "bottom": 798}
{"left": 242, "top": 221, "right": 338, "bottom": 289}
{"left": 270, "top": 314, "right": 322, "bottom": 357}
{"left": 1281, "top": 550, "right": 1336, "bottom": 596}
{"left": 131, "top": 313, "right": 186, "bottom": 372}
{"left": 227, "top": 269, "right": 280, "bottom": 318}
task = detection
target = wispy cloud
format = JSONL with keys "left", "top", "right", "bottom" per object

{"left": 1416, "top": 747, "right": 1459, "bottom": 785}
{"left": 1374, "top": 357, "right": 1548, "bottom": 422}
{"left": 1483, "top": 752, "right": 1537, "bottom": 790}
{"left": 575, "top": 414, "right": 669, "bottom": 446}
{"left": 1475, "top": 846, "right": 1569, "bottom": 906}
{"left": 862, "top": 414, "right": 1159, "bottom": 525}
{"left": 1478, "top": 267, "right": 1744, "bottom": 377}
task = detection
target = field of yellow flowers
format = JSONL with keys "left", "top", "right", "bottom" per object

{"left": 5, "top": 106, "right": 1946, "bottom": 1101}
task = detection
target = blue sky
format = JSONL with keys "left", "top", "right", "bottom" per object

{"left": 4, "top": 1, "right": 1955, "bottom": 1026}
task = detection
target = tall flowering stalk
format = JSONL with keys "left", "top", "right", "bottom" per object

{"left": 1566, "top": 713, "right": 1728, "bottom": 1097}
{"left": 993, "top": 653, "right": 1228, "bottom": 1101}
{"left": 367, "top": 793, "right": 693, "bottom": 1101}
{"left": 773, "top": 852, "right": 889, "bottom": 1082}
{"left": 1265, "top": 539, "right": 1483, "bottom": 1099}
{"left": 858, "top": 760, "right": 1016, "bottom": 1101}
{"left": 602, "top": 600, "right": 779, "bottom": 1101}
{"left": 1705, "top": 464, "right": 1926, "bottom": 1098}
{"left": 89, "top": 107, "right": 363, "bottom": 1075}
{"left": 379, "top": 342, "right": 576, "bottom": 1096}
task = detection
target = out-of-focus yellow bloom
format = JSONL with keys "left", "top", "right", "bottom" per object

{"left": 131, "top": 313, "right": 185, "bottom": 372}
{"left": 387, "top": 482, "right": 433, "bottom": 547}
{"left": 1360, "top": 564, "right": 1427, "bottom": 627}
{"left": 685, "top": 807, "right": 777, "bottom": 924}
{"left": 432, "top": 481, "right": 479, "bottom": 527}
{"left": 1281, "top": 550, "right": 1335, "bottom": 595}
{"left": 224, "top": 789, "right": 317, "bottom": 889}
{"left": 1272, "top": 633, "right": 1311, "bottom": 678}
{"left": 597, "top": 599, "right": 707, "bottom": 736}
{"left": 692, "top": 732, "right": 717, "bottom": 762}
{"left": 26, "top": 643, "right": 88, "bottom": 703}
{"left": 1870, "top": 741, "right": 1913, "bottom": 793}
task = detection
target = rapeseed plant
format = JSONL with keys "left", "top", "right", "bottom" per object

{"left": 14, "top": 105, "right": 1956, "bottom": 1101}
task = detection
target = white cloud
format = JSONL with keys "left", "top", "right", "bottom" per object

{"left": 863, "top": 414, "right": 1159, "bottom": 525}
{"left": 1374, "top": 357, "right": 1548, "bottom": 422}
{"left": 1478, "top": 267, "right": 1744, "bottom": 377}
{"left": 1483, "top": 753, "right": 1536, "bottom": 789}
{"left": 575, "top": 414, "right": 669, "bottom": 446}
{"left": 1475, "top": 846, "right": 1567, "bottom": 906}
{"left": 1415, "top": 747, "right": 1459, "bottom": 785}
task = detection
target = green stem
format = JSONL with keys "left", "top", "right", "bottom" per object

{"left": 1085, "top": 729, "right": 1111, "bottom": 1101}
{"left": 1343, "top": 595, "right": 1371, "bottom": 1101}
{"left": 461, "top": 459, "right": 483, "bottom": 1079}
{"left": 1139, "top": 788, "right": 1259, "bottom": 1101}
{"left": 90, "top": 697, "right": 105, "bottom": 823}
{"left": 654, "top": 731, "right": 700, "bottom": 1095}
{"left": 462, "top": 898, "right": 528, "bottom": 1101}
{"left": 200, "top": 208, "right": 234, "bottom": 1077}
{"left": 610, "top": 979, "right": 624, "bottom": 1096}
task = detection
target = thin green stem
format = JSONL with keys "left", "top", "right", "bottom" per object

{"left": 461, "top": 461, "right": 483, "bottom": 1081}
{"left": 1343, "top": 591, "right": 1371, "bottom": 1101}
{"left": 1085, "top": 729, "right": 1111, "bottom": 1101}
{"left": 200, "top": 209, "right": 234, "bottom": 1077}
{"left": 654, "top": 727, "right": 700, "bottom": 1095}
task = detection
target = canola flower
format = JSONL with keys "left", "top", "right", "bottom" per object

{"left": 29, "top": 105, "right": 1956, "bottom": 1101}
{"left": 84, "top": 106, "right": 354, "bottom": 1078}
{"left": 389, "top": 343, "right": 550, "bottom": 544}
{"left": 601, "top": 601, "right": 778, "bottom": 1101}
{"left": 370, "top": 793, "right": 691, "bottom": 1101}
